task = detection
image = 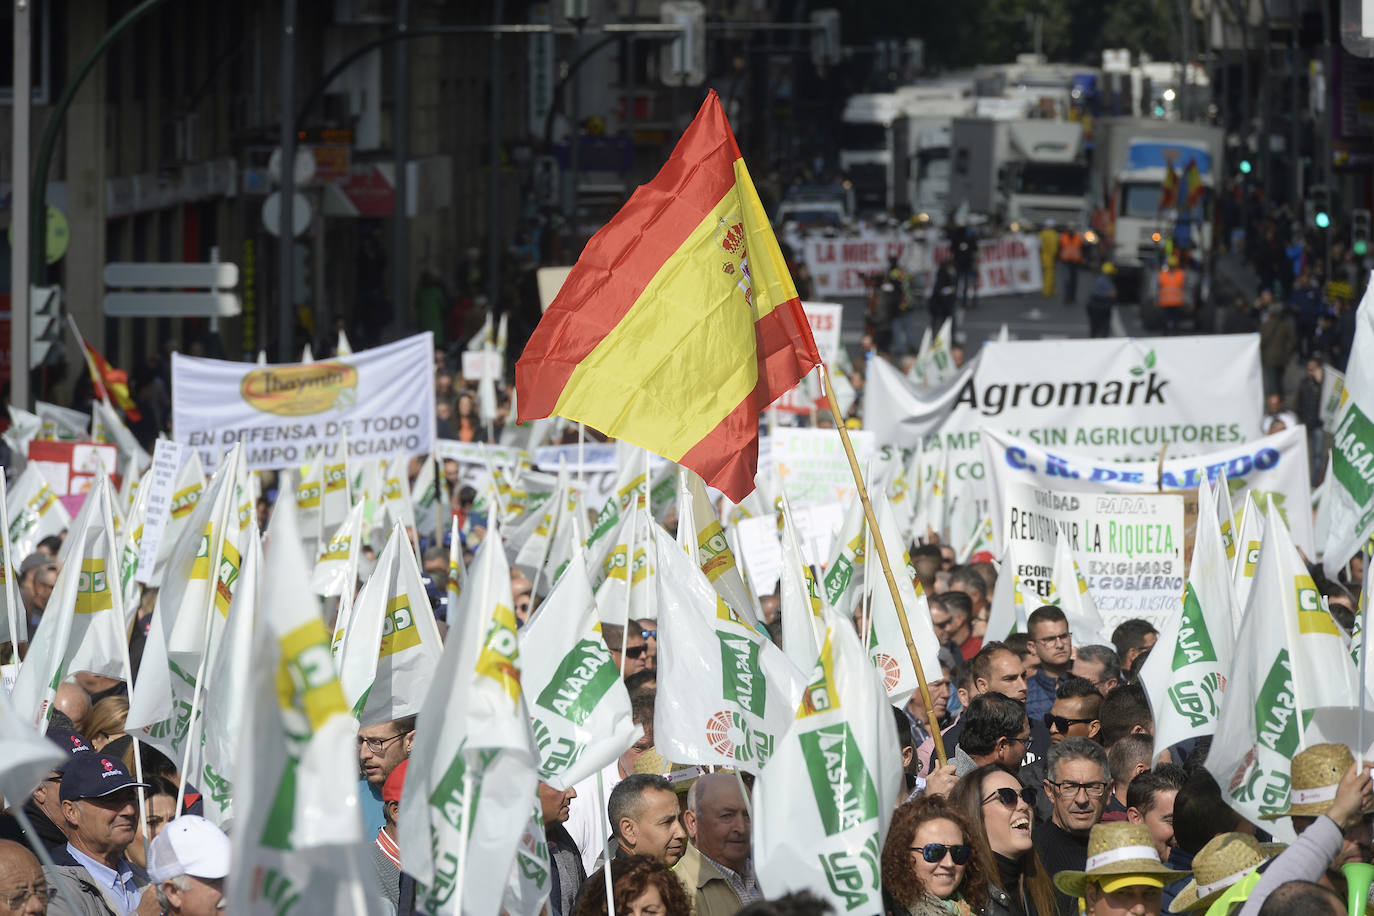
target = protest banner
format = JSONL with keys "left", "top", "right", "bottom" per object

{"left": 800, "top": 228, "right": 1043, "bottom": 299}
{"left": 1001, "top": 480, "right": 1185, "bottom": 632}
{"left": 982, "top": 425, "right": 1313, "bottom": 558}
{"left": 773, "top": 428, "right": 875, "bottom": 508}
{"left": 172, "top": 332, "right": 437, "bottom": 471}
{"left": 775, "top": 303, "right": 843, "bottom": 415}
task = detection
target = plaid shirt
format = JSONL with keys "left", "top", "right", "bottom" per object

{"left": 698, "top": 850, "right": 763, "bottom": 905}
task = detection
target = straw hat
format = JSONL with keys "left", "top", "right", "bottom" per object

{"left": 1053, "top": 823, "right": 1189, "bottom": 899}
{"left": 632, "top": 748, "right": 708, "bottom": 796}
{"left": 1264, "top": 743, "right": 1353, "bottom": 820}
{"left": 1167, "top": 833, "right": 1285, "bottom": 912}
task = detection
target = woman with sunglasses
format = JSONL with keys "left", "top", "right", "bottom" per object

{"left": 881, "top": 796, "right": 989, "bottom": 916}
{"left": 949, "top": 765, "right": 1059, "bottom": 916}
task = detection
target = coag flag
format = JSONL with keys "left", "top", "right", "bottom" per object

{"left": 1139, "top": 480, "right": 1238, "bottom": 762}
{"left": 7, "top": 465, "right": 71, "bottom": 560}
{"left": 296, "top": 452, "right": 325, "bottom": 546}
{"left": 313, "top": 501, "right": 365, "bottom": 597}
{"left": 1232, "top": 492, "right": 1265, "bottom": 612}
{"left": 678, "top": 468, "right": 760, "bottom": 627}
{"left": 1206, "top": 500, "right": 1363, "bottom": 824}
{"left": 591, "top": 496, "right": 657, "bottom": 623}
{"left": 322, "top": 435, "right": 352, "bottom": 531}
{"left": 1050, "top": 532, "right": 1108, "bottom": 647}
{"left": 516, "top": 91, "right": 821, "bottom": 502}
{"left": 865, "top": 493, "right": 943, "bottom": 708}
{"left": 1215, "top": 468, "right": 1237, "bottom": 563}
{"left": 753, "top": 606, "right": 902, "bottom": 912}
{"left": 399, "top": 518, "right": 539, "bottom": 916}
{"left": 653, "top": 523, "right": 806, "bottom": 774}
{"left": 519, "top": 554, "right": 640, "bottom": 790}
{"left": 337, "top": 522, "right": 444, "bottom": 725}
{"left": 1323, "top": 277, "right": 1374, "bottom": 577}
{"left": 149, "top": 449, "right": 206, "bottom": 586}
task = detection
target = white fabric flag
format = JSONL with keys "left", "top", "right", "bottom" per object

{"left": 1139, "top": 480, "right": 1238, "bottom": 762}
{"left": 313, "top": 501, "right": 365, "bottom": 597}
{"left": 780, "top": 493, "right": 825, "bottom": 676}
{"left": 591, "top": 499, "right": 657, "bottom": 623}
{"left": 1232, "top": 493, "right": 1266, "bottom": 612}
{"left": 1050, "top": 532, "right": 1109, "bottom": 647}
{"left": 679, "top": 469, "right": 761, "bottom": 627}
{"left": 1206, "top": 499, "right": 1364, "bottom": 824}
{"left": 381, "top": 455, "right": 418, "bottom": 534}
{"left": 753, "top": 608, "right": 903, "bottom": 912}
{"left": 503, "top": 806, "right": 552, "bottom": 916}
{"left": 908, "top": 327, "right": 933, "bottom": 385}
{"left": 150, "top": 449, "right": 206, "bottom": 585}
{"left": 399, "top": 519, "right": 539, "bottom": 916}
{"left": 865, "top": 494, "right": 943, "bottom": 708}
{"left": 0, "top": 468, "right": 27, "bottom": 652}
{"left": 296, "top": 452, "right": 326, "bottom": 546}
{"left": 411, "top": 455, "right": 440, "bottom": 540}
{"left": 0, "top": 673, "right": 64, "bottom": 809}
{"left": 337, "top": 522, "right": 444, "bottom": 726}
{"left": 7, "top": 465, "right": 71, "bottom": 560}
{"left": 1215, "top": 468, "right": 1238, "bottom": 564}
{"left": 11, "top": 476, "right": 126, "bottom": 727}
{"left": 864, "top": 353, "right": 980, "bottom": 449}
{"left": 1322, "top": 274, "right": 1374, "bottom": 577}
{"left": 322, "top": 436, "right": 353, "bottom": 532}
{"left": 822, "top": 497, "right": 867, "bottom": 620}
{"left": 985, "top": 542, "right": 1030, "bottom": 643}
{"left": 519, "top": 555, "right": 640, "bottom": 790}
{"left": 653, "top": 523, "right": 806, "bottom": 773}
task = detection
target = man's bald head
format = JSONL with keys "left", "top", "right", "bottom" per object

{"left": 684, "top": 772, "right": 751, "bottom": 875}
{"left": 686, "top": 772, "right": 741, "bottom": 816}
{"left": 0, "top": 839, "right": 43, "bottom": 911}
{"left": 53, "top": 683, "right": 90, "bottom": 728}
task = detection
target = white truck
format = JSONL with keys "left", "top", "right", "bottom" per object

{"left": 838, "top": 93, "right": 908, "bottom": 213}
{"left": 946, "top": 117, "right": 1090, "bottom": 228}
{"left": 901, "top": 93, "right": 976, "bottom": 224}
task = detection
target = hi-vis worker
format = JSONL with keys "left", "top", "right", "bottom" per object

{"left": 1038, "top": 220, "right": 1060, "bottom": 297}
{"left": 1157, "top": 254, "right": 1187, "bottom": 335}
{"left": 1058, "top": 226, "right": 1084, "bottom": 304}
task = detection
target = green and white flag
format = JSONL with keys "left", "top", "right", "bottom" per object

{"left": 399, "top": 518, "right": 539, "bottom": 916}
{"left": 1206, "top": 499, "right": 1363, "bottom": 824}
{"left": 295, "top": 452, "right": 325, "bottom": 546}
{"left": 821, "top": 496, "right": 867, "bottom": 620}
{"left": 913, "top": 317, "right": 958, "bottom": 388}
{"left": 780, "top": 491, "right": 825, "bottom": 676}
{"left": 411, "top": 454, "right": 441, "bottom": 540}
{"left": 1231, "top": 492, "right": 1265, "bottom": 612}
{"left": 1215, "top": 468, "right": 1238, "bottom": 564}
{"left": 591, "top": 497, "right": 657, "bottom": 623}
{"left": 1139, "top": 480, "right": 1238, "bottom": 762}
{"left": 753, "top": 606, "right": 903, "bottom": 912}
{"left": 225, "top": 489, "right": 378, "bottom": 914}
{"left": 907, "top": 327, "right": 933, "bottom": 386}
{"left": 7, "top": 464, "right": 71, "bottom": 560}
{"left": 116, "top": 468, "right": 151, "bottom": 625}
{"left": 312, "top": 501, "right": 365, "bottom": 597}
{"left": 536, "top": 477, "right": 584, "bottom": 595}
{"left": 1322, "top": 276, "right": 1374, "bottom": 577}
{"left": 678, "top": 468, "right": 760, "bottom": 627}
{"left": 513, "top": 463, "right": 570, "bottom": 587}
{"left": 502, "top": 805, "right": 552, "bottom": 916}
{"left": 11, "top": 475, "right": 125, "bottom": 727}
{"left": 0, "top": 468, "right": 27, "bottom": 653}
{"left": 653, "top": 523, "right": 806, "bottom": 773}
{"left": 337, "top": 522, "right": 444, "bottom": 726}
{"left": 519, "top": 553, "right": 639, "bottom": 789}
{"left": 866, "top": 492, "right": 943, "bottom": 708}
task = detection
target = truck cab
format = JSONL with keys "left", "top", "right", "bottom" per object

{"left": 839, "top": 93, "right": 908, "bottom": 213}
{"left": 1001, "top": 119, "right": 1089, "bottom": 228}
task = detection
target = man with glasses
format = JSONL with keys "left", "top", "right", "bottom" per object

{"left": 0, "top": 839, "right": 53, "bottom": 915}
{"left": 1020, "top": 677, "right": 1104, "bottom": 823}
{"left": 1038, "top": 737, "right": 1113, "bottom": 916}
{"left": 358, "top": 715, "right": 416, "bottom": 834}
{"left": 1026, "top": 606, "right": 1074, "bottom": 722}
{"left": 1072, "top": 645, "right": 1122, "bottom": 697}
{"left": 635, "top": 619, "right": 657, "bottom": 672}
{"left": 45, "top": 753, "right": 152, "bottom": 916}
{"left": 599, "top": 623, "right": 650, "bottom": 678}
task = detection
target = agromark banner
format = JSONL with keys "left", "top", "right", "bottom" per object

{"left": 172, "top": 333, "right": 437, "bottom": 471}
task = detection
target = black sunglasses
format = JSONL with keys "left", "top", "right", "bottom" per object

{"left": 911, "top": 843, "right": 972, "bottom": 865}
{"left": 608, "top": 645, "right": 647, "bottom": 659}
{"left": 1043, "top": 712, "right": 1096, "bottom": 733}
{"left": 982, "top": 786, "right": 1036, "bottom": 809}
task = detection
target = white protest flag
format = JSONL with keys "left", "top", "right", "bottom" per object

{"left": 337, "top": 328, "right": 354, "bottom": 356}
{"left": 985, "top": 543, "right": 1029, "bottom": 642}
{"left": 36, "top": 400, "right": 90, "bottom": 440}
{"left": 0, "top": 469, "right": 26, "bottom": 652}
{"left": 7, "top": 465, "right": 71, "bottom": 559}
{"left": 513, "top": 463, "right": 572, "bottom": 590}
{"left": 502, "top": 806, "right": 552, "bottom": 916}
{"left": 648, "top": 460, "right": 678, "bottom": 525}
{"left": 887, "top": 455, "right": 919, "bottom": 547}
{"left": 1322, "top": 275, "right": 1374, "bottom": 577}
{"left": 167, "top": 445, "right": 246, "bottom": 663}
{"left": 399, "top": 518, "right": 540, "bottom": 916}
{"left": 1050, "top": 532, "right": 1109, "bottom": 647}
{"left": 226, "top": 484, "right": 378, "bottom": 915}
{"left": 780, "top": 492, "right": 825, "bottom": 676}
{"left": 300, "top": 341, "right": 314, "bottom": 363}
{"left": 478, "top": 345, "right": 500, "bottom": 427}
{"left": 864, "top": 352, "right": 980, "bottom": 449}
{"left": 926, "top": 317, "right": 959, "bottom": 387}
{"left": 117, "top": 453, "right": 142, "bottom": 516}
{"left": 592, "top": 497, "right": 657, "bottom": 623}
{"left": 411, "top": 454, "right": 440, "bottom": 540}
{"left": 91, "top": 397, "right": 150, "bottom": 476}
{"left": 11, "top": 476, "right": 126, "bottom": 727}
{"left": 539, "top": 484, "right": 584, "bottom": 595}
{"left": 653, "top": 523, "right": 806, "bottom": 773}
{"left": 1206, "top": 499, "right": 1364, "bottom": 824}
{"left": 466, "top": 310, "right": 494, "bottom": 351}
{"left": 822, "top": 496, "right": 867, "bottom": 620}
{"left": 908, "top": 327, "right": 933, "bottom": 386}
{"left": 0, "top": 672, "right": 64, "bottom": 810}
{"left": 446, "top": 515, "right": 467, "bottom": 611}
{"left": 151, "top": 449, "right": 206, "bottom": 583}
{"left": 866, "top": 493, "right": 943, "bottom": 708}
{"left": 116, "top": 468, "right": 151, "bottom": 624}
{"left": 322, "top": 435, "right": 353, "bottom": 531}
{"left": 3, "top": 405, "right": 40, "bottom": 472}
{"left": 519, "top": 554, "right": 639, "bottom": 789}
{"left": 585, "top": 458, "right": 649, "bottom": 560}
{"left": 337, "top": 522, "right": 444, "bottom": 725}
{"left": 380, "top": 454, "right": 418, "bottom": 533}
{"left": 295, "top": 451, "right": 325, "bottom": 546}
{"left": 1139, "top": 480, "right": 1238, "bottom": 761}
{"left": 1232, "top": 493, "right": 1266, "bottom": 612}
{"left": 496, "top": 311, "right": 509, "bottom": 357}
{"left": 313, "top": 501, "right": 365, "bottom": 597}
{"left": 753, "top": 607, "right": 903, "bottom": 912}
{"left": 680, "top": 469, "right": 761, "bottom": 627}
{"left": 1215, "top": 468, "right": 1238, "bottom": 563}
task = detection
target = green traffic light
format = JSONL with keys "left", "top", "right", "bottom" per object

{"left": 1316, "top": 212, "right": 1331, "bottom": 229}
{"left": 1239, "top": 160, "right": 1252, "bottom": 174}
{"left": 1357, "top": 240, "right": 1369, "bottom": 256}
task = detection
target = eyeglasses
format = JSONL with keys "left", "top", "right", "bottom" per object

{"left": 607, "top": 645, "right": 648, "bottom": 659}
{"left": 982, "top": 786, "right": 1037, "bottom": 809}
{"left": 1043, "top": 713, "right": 1097, "bottom": 733}
{"left": 911, "top": 843, "right": 972, "bottom": 865}
{"left": 2, "top": 885, "right": 58, "bottom": 908}
{"left": 1005, "top": 735, "right": 1031, "bottom": 746}
{"left": 1034, "top": 632, "right": 1072, "bottom": 646}
{"left": 357, "top": 733, "right": 406, "bottom": 755}
{"left": 1047, "top": 780, "right": 1109, "bottom": 798}
{"left": 640, "top": 629, "right": 657, "bottom": 640}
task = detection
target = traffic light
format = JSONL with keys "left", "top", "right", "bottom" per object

{"left": 1238, "top": 158, "right": 1252, "bottom": 175}
{"left": 1354, "top": 209, "right": 1371, "bottom": 256}
{"left": 29, "top": 285, "right": 62, "bottom": 366}
{"left": 1307, "top": 185, "right": 1331, "bottom": 230}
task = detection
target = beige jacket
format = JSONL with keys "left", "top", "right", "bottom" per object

{"left": 673, "top": 844, "right": 745, "bottom": 916}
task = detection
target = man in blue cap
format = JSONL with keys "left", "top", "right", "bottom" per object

{"left": 44, "top": 753, "right": 150, "bottom": 916}
{"left": 0, "top": 729, "right": 95, "bottom": 852}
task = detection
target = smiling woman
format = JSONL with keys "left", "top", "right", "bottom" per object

{"left": 950, "top": 765, "right": 1061, "bottom": 916}
{"left": 881, "top": 796, "right": 990, "bottom": 916}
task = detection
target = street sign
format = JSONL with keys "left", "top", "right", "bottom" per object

{"left": 103, "top": 262, "right": 239, "bottom": 288}
{"left": 104, "top": 292, "right": 240, "bottom": 318}
{"left": 103, "top": 251, "right": 240, "bottom": 318}
{"left": 262, "top": 191, "right": 312, "bottom": 238}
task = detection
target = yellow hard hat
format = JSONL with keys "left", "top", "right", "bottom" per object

{"left": 1101, "top": 262, "right": 1117, "bottom": 275}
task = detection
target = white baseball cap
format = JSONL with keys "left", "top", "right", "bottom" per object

{"left": 148, "top": 815, "right": 232, "bottom": 883}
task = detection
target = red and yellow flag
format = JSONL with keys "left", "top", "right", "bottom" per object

{"left": 81, "top": 340, "right": 142, "bottom": 422}
{"left": 1184, "top": 159, "right": 1204, "bottom": 210}
{"left": 515, "top": 90, "right": 820, "bottom": 501}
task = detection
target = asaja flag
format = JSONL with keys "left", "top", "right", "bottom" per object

{"left": 519, "top": 553, "right": 640, "bottom": 790}
{"left": 516, "top": 90, "right": 821, "bottom": 502}
{"left": 399, "top": 518, "right": 539, "bottom": 916}
{"left": 1139, "top": 480, "right": 1238, "bottom": 762}
{"left": 337, "top": 522, "right": 444, "bottom": 725}
{"left": 652, "top": 523, "right": 805, "bottom": 774}
{"left": 866, "top": 492, "right": 943, "bottom": 708}
{"left": 1323, "top": 275, "right": 1374, "bottom": 577}
{"left": 1206, "top": 499, "right": 1363, "bottom": 823}
{"left": 822, "top": 496, "right": 867, "bottom": 620}
{"left": 753, "top": 607, "right": 902, "bottom": 912}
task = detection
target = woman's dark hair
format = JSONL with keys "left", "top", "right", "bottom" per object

{"left": 573, "top": 854, "right": 691, "bottom": 916}
{"left": 880, "top": 795, "right": 989, "bottom": 912}
{"left": 950, "top": 765, "right": 1059, "bottom": 916}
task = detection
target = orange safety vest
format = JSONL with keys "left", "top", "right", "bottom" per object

{"left": 1157, "top": 268, "right": 1186, "bottom": 308}
{"left": 1058, "top": 232, "right": 1083, "bottom": 263}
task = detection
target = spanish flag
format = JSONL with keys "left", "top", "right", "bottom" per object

{"left": 1183, "top": 159, "right": 1204, "bottom": 210}
{"left": 516, "top": 91, "right": 820, "bottom": 501}
{"left": 79, "top": 338, "right": 142, "bottom": 422}
{"left": 1160, "top": 162, "right": 1179, "bottom": 210}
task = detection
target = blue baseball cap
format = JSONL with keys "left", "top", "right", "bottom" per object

{"left": 60, "top": 752, "right": 150, "bottom": 802}
{"left": 44, "top": 728, "right": 94, "bottom": 772}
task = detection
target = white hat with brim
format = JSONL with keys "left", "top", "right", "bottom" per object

{"left": 1053, "top": 823, "right": 1189, "bottom": 899}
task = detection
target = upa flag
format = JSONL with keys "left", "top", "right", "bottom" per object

{"left": 337, "top": 523, "right": 445, "bottom": 725}
{"left": 515, "top": 91, "right": 821, "bottom": 502}
{"left": 1139, "top": 480, "right": 1238, "bottom": 762}
{"left": 519, "top": 554, "right": 640, "bottom": 790}
{"left": 753, "top": 607, "right": 902, "bottom": 912}
{"left": 1323, "top": 276, "right": 1374, "bottom": 577}
{"left": 866, "top": 493, "right": 943, "bottom": 708}
{"left": 399, "top": 519, "right": 540, "bottom": 916}
{"left": 1206, "top": 499, "right": 1364, "bottom": 824}
{"left": 653, "top": 523, "right": 806, "bottom": 774}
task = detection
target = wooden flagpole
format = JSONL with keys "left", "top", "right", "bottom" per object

{"left": 820, "top": 362, "right": 947, "bottom": 767}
